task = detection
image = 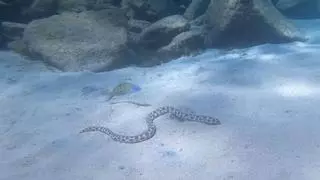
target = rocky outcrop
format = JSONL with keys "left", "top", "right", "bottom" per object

{"left": 127, "top": 19, "right": 151, "bottom": 33}
{"left": 20, "top": 9, "right": 133, "bottom": 72}
{"left": 0, "top": 0, "right": 310, "bottom": 72}
{"left": 204, "top": 0, "right": 306, "bottom": 48}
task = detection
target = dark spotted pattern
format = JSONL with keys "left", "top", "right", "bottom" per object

{"left": 80, "top": 106, "right": 221, "bottom": 144}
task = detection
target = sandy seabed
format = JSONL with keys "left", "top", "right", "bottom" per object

{"left": 1, "top": 20, "right": 320, "bottom": 180}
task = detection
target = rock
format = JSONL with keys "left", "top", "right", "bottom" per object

{"left": 1, "top": 21, "right": 27, "bottom": 40}
{"left": 127, "top": 19, "right": 151, "bottom": 33}
{"left": 138, "top": 15, "right": 190, "bottom": 50}
{"left": 22, "top": 9, "right": 133, "bottom": 72}
{"left": 205, "top": 0, "right": 307, "bottom": 48}
{"left": 127, "top": 31, "right": 140, "bottom": 45}
{"left": 183, "top": 0, "right": 210, "bottom": 20}
{"left": 157, "top": 29, "right": 205, "bottom": 61}
{"left": 190, "top": 14, "right": 206, "bottom": 27}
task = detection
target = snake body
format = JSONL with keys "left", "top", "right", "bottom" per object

{"left": 80, "top": 106, "right": 221, "bottom": 144}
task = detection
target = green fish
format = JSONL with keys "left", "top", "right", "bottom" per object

{"left": 106, "top": 82, "right": 141, "bottom": 101}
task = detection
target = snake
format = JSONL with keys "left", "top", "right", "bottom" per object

{"left": 79, "top": 106, "right": 221, "bottom": 144}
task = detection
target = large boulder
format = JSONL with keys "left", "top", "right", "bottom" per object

{"left": 22, "top": 9, "right": 133, "bottom": 72}
{"left": 204, "top": 0, "right": 306, "bottom": 48}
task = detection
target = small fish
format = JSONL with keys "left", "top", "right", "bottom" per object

{"left": 106, "top": 82, "right": 141, "bottom": 101}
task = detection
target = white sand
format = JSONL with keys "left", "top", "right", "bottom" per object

{"left": 1, "top": 19, "right": 320, "bottom": 180}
